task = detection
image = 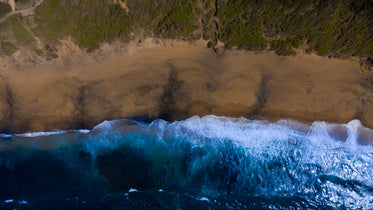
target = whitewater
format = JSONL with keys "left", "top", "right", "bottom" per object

{"left": 0, "top": 115, "right": 372, "bottom": 209}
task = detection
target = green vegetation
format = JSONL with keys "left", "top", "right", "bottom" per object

{"left": 216, "top": 0, "right": 267, "bottom": 50}
{"left": 45, "top": 44, "right": 58, "bottom": 60}
{"left": 270, "top": 39, "right": 296, "bottom": 56}
{"left": 155, "top": 1, "right": 199, "bottom": 38}
{"left": 1, "top": 41, "right": 17, "bottom": 55}
{"left": 0, "top": 2, "right": 11, "bottom": 18}
{"left": 32, "top": 48, "right": 42, "bottom": 56}
{"left": 127, "top": 0, "right": 200, "bottom": 38}
{"left": 0, "top": 0, "right": 371, "bottom": 59}
{"left": 0, "top": 15, "right": 36, "bottom": 58}
{"left": 207, "top": 41, "right": 213, "bottom": 48}
{"left": 215, "top": 0, "right": 373, "bottom": 57}
{"left": 35, "top": 0, "right": 132, "bottom": 50}
{"left": 13, "top": 21, "right": 35, "bottom": 45}
{"left": 34, "top": 0, "right": 202, "bottom": 49}
{"left": 306, "top": 47, "right": 314, "bottom": 54}
{"left": 0, "top": 15, "right": 36, "bottom": 47}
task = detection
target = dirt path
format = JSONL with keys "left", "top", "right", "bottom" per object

{"left": 0, "top": 0, "right": 43, "bottom": 23}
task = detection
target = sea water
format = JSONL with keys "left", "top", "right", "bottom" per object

{"left": 0, "top": 115, "right": 372, "bottom": 209}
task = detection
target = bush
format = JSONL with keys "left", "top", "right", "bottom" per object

{"left": 203, "top": 34, "right": 210, "bottom": 40}
{"left": 30, "top": 0, "right": 373, "bottom": 58}
{"left": 156, "top": 1, "right": 199, "bottom": 38}
{"left": 270, "top": 39, "right": 296, "bottom": 56}
{"left": 305, "top": 47, "right": 314, "bottom": 54}
{"left": 13, "top": 21, "right": 35, "bottom": 45}
{"left": 1, "top": 41, "right": 17, "bottom": 55}
{"left": 35, "top": 0, "right": 132, "bottom": 50}
{"left": 0, "top": 3, "right": 11, "bottom": 18}
{"left": 216, "top": 0, "right": 373, "bottom": 57}
{"left": 33, "top": 48, "right": 42, "bottom": 56}
{"left": 207, "top": 41, "right": 213, "bottom": 48}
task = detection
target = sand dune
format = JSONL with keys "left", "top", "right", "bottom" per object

{"left": 1, "top": 43, "right": 372, "bottom": 133}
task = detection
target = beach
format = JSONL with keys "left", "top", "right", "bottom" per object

{"left": 1, "top": 40, "right": 372, "bottom": 133}
{"left": 1, "top": 41, "right": 373, "bottom": 209}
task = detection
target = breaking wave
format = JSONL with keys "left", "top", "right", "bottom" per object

{"left": 1, "top": 116, "right": 373, "bottom": 209}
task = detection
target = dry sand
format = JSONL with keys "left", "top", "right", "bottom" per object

{"left": 0, "top": 42, "right": 373, "bottom": 133}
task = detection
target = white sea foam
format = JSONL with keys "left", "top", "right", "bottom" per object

{"left": 79, "top": 129, "right": 91, "bottom": 134}
{"left": 0, "top": 129, "right": 91, "bottom": 138}
{"left": 197, "top": 197, "right": 210, "bottom": 202}
{"left": 93, "top": 120, "right": 117, "bottom": 131}
{"left": 128, "top": 188, "right": 138, "bottom": 192}
{"left": 2, "top": 199, "right": 28, "bottom": 206}
{"left": 0, "top": 115, "right": 372, "bottom": 209}
{"left": 173, "top": 116, "right": 373, "bottom": 146}
{"left": 16, "top": 130, "right": 67, "bottom": 137}
{"left": 18, "top": 200, "right": 28, "bottom": 205}
{"left": 1, "top": 116, "right": 372, "bottom": 144}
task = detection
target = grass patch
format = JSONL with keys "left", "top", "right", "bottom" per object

{"left": 0, "top": 15, "right": 36, "bottom": 47}
{"left": 270, "top": 39, "right": 296, "bottom": 56}
{"left": 203, "top": 34, "right": 210, "bottom": 40}
{"left": 156, "top": 1, "right": 198, "bottom": 38}
{"left": 13, "top": 21, "right": 35, "bottom": 45}
{"left": 1, "top": 41, "right": 17, "bottom": 55}
{"left": 128, "top": 0, "right": 199, "bottom": 38}
{"left": 0, "top": 3, "right": 11, "bottom": 18}
{"left": 26, "top": 0, "right": 373, "bottom": 59}
{"left": 306, "top": 47, "right": 314, "bottom": 54}
{"left": 217, "top": 1, "right": 267, "bottom": 50}
{"left": 33, "top": 48, "right": 42, "bottom": 56}
{"left": 216, "top": 0, "right": 373, "bottom": 57}
{"left": 35, "top": 0, "right": 132, "bottom": 50}
{"left": 35, "top": 0, "right": 201, "bottom": 49}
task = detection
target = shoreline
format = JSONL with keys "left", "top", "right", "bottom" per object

{"left": 2, "top": 115, "right": 373, "bottom": 146}
{"left": 1, "top": 39, "right": 373, "bottom": 133}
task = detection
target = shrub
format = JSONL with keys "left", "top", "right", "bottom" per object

{"left": 30, "top": 0, "right": 373, "bottom": 58}
{"left": 203, "top": 34, "right": 210, "bottom": 40}
{"left": 207, "top": 41, "right": 213, "bottom": 48}
{"left": 35, "top": 0, "right": 132, "bottom": 50}
{"left": 305, "top": 47, "right": 314, "bottom": 54}
{"left": 1, "top": 41, "right": 17, "bottom": 55}
{"left": 13, "top": 21, "right": 35, "bottom": 45}
{"left": 270, "top": 39, "right": 296, "bottom": 56}
{"left": 0, "top": 3, "right": 11, "bottom": 18}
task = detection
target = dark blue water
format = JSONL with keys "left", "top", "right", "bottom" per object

{"left": 1, "top": 116, "right": 373, "bottom": 209}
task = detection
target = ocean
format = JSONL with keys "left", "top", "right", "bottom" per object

{"left": 0, "top": 115, "right": 372, "bottom": 209}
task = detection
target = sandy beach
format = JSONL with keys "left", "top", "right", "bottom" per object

{"left": 1, "top": 41, "right": 372, "bottom": 133}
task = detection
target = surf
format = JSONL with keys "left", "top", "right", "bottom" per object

{"left": 1, "top": 115, "right": 372, "bottom": 209}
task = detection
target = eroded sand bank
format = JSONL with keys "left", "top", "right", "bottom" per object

{"left": 1, "top": 43, "right": 372, "bottom": 133}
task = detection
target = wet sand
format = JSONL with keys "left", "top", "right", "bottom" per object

{"left": 1, "top": 43, "right": 372, "bottom": 133}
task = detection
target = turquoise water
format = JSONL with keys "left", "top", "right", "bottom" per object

{"left": 0, "top": 115, "right": 373, "bottom": 209}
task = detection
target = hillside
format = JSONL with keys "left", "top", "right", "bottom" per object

{"left": 0, "top": 0, "right": 372, "bottom": 79}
